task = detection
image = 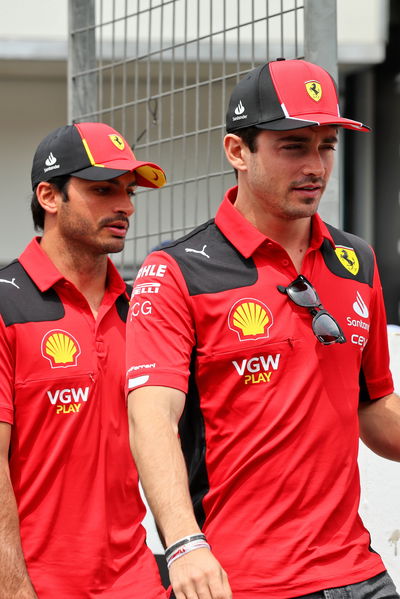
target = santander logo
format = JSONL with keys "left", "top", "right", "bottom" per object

{"left": 234, "top": 100, "right": 245, "bottom": 115}
{"left": 353, "top": 291, "right": 369, "bottom": 319}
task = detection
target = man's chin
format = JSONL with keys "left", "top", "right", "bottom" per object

{"left": 102, "top": 240, "right": 126, "bottom": 254}
{"left": 284, "top": 204, "right": 319, "bottom": 220}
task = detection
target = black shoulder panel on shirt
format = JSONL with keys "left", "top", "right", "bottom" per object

{"left": 178, "top": 349, "right": 208, "bottom": 528}
{"left": 359, "top": 368, "right": 371, "bottom": 403}
{"left": 0, "top": 260, "right": 64, "bottom": 327}
{"left": 161, "top": 219, "right": 258, "bottom": 296}
{"left": 321, "top": 223, "right": 375, "bottom": 286}
{"left": 115, "top": 283, "right": 132, "bottom": 322}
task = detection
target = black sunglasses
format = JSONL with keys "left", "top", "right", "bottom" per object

{"left": 277, "top": 274, "right": 346, "bottom": 345}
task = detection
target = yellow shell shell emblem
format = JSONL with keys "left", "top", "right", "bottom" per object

{"left": 108, "top": 134, "right": 125, "bottom": 150}
{"left": 228, "top": 299, "right": 273, "bottom": 341}
{"left": 335, "top": 246, "right": 359, "bottom": 276}
{"left": 305, "top": 81, "right": 322, "bottom": 102}
{"left": 41, "top": 330, "right": 81, "bottom": 368}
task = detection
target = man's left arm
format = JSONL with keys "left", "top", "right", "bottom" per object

{"left": 359, "top": 393, "right": 400, "bottom": 461}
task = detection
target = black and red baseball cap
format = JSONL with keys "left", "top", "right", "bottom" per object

{"left": 226, "top": 58, "right": 370, "bottom": 133}
{"left": 31, "top": 122, "right": 166, "bottom": 190}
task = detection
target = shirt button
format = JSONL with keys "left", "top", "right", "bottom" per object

{"left": 282, "top": 259, "right": 290, "bottom": 266}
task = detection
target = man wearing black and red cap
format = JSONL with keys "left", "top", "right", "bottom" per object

{"left": 126, "top": 58, "right": 400, "bottom": 599}
{"left": 0, "top": 122, "right": 168, "bottom": 597}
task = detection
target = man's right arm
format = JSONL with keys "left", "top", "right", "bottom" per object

{"left": 128, "top": 385, "right": 232, "bottom": 599}
{"left": 0, "top": 423, "right": 38, "bottom": 598}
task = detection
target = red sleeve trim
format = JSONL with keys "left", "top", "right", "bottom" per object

{"left": 0, "top": 406, "right": 14, "bottom": 424}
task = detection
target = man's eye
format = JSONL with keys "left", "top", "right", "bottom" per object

{"left": 127, "top": 189, "right": 137, "bottom": 198}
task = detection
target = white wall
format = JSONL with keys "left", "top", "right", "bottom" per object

{"left": 0, "top": 0, "right": 68, "bottom": 263}
{"left": 0, "top": 0, "right": 67, "bottom": 40}
{"left": 0, "top": 67, "right": 67, "bottom": 262}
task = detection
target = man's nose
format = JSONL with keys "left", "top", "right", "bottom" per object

{"left": 302, "top": 150, "right": 325, "bottom": 177}
{"left": 113, "top": 195, "right": 135, "bottom": 216}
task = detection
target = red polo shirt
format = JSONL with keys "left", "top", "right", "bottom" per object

{"left": 0, "top": 238, "right": 166, "bottom": 598}
{"left": 126, "top": 186, "right": 393, "bottom": 597}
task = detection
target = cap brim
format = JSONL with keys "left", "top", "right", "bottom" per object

{"left": 255, "top": 114, "right": 370, "bottom": 132}
{"left": 71, "top": 160, "right": 166, "bottom": 188}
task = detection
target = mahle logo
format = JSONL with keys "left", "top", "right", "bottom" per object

{"left": 41, "top": 330, "right": 81, "bottom": 368}
{"left": 228, "top": 299, "right": 273, "bottom": 341}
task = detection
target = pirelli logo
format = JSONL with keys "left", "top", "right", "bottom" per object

{"left": 132, "top": 282, "right": 161, "bottom": 296}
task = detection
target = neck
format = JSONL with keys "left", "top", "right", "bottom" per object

{"left": 40, "top": 232, "right": 108, "bottom": 316}
{"left": 256, "top": 214, "right": 311, "bottom": 250}
{"left": 234, "top": 191, "right": 313, "bottom": 273}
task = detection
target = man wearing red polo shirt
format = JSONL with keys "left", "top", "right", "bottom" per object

{"left": 0, "top": 122, "right": 168, "bottom": 597}
{"left": 126, "top": 59, "right": 400, "bottom": 598}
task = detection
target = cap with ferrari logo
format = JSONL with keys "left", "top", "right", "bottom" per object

{"left": 226, "top": 58, "right": 370, "bottom": 133}
{"left": 31, "top": 122, "right": 166, "bottom": 190}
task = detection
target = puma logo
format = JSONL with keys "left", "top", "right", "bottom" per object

{"left": 184, "top": 245, "right": 210, "bottom": 259}
{"left": 0, "top": 278, "right": 20, "bottom": 289}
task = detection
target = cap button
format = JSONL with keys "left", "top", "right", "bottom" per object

{"left": 276, "top": 57, "right": 286, "bottom": 61}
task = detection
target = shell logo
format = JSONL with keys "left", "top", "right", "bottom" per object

{"left": 228, "top": 299, "right": 274, "bottom": 341}
{"left": 41, "top": 329, "right": 81, "bottom": 368}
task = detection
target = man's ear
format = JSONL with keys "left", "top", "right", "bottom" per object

{"left": 36, "top": 182, "right": 60, "bottom": 217}
{"left": 223, "top": 134, "right": 249, "bottom": 172}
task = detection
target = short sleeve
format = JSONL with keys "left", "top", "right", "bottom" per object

{"left": 0, "top": 317, "right": 15, "bottom": 423}
{"left": 360, "top": 252, "right": 394, "bottom": 400}
{"left": 125, "top": 251, "right": 195, "bottom": 395}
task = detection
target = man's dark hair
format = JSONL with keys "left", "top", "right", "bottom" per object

{"left": 233, "top": 126, "right": 262, "bottom": 153}
{"left": 230, "top": 126, "right": 262, "bottom": 179}
{"left": 31, "top": 175, "right": 71, "bottom": 231}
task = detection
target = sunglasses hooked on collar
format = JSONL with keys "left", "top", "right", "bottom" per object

{"left": 277, "top": 274, "right": 346, "bottom": 345}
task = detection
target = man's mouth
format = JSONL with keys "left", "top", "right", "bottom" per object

{"left": 103, "top": 220, "right": 129, "bottom": 237}
{"left": 292, "top": 182, "right": 324, "bottom": 196}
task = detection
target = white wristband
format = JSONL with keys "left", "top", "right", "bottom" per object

{"left": 166, "top": 539, "right": 210, "bottom": 568}
{"left": 165, "top": 533, "right": 207, "bottom": 560}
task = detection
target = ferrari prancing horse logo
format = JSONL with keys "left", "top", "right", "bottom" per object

{"left": 109, "top": 134, "right": 125, "bottom": 150}
{"left": 305, "top": 80, "right": 322, "bottom": 102}
{"left": 335, "top": 246, "right": 359, "bottom": 276}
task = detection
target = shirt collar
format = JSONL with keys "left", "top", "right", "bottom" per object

{"left": 215, "top": 185, "right": 335, "bottom": 258}
{"left": 19, "top": 237, "right": 64, "bottom": 291}
{"left": 19, "top": 237, "right": 126, "bottom": 295}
